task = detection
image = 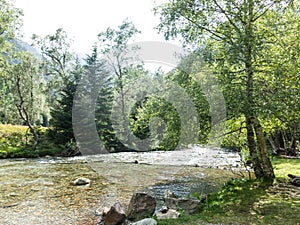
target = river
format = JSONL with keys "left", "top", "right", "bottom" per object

{"left": 0, "top": 146, "right": 249, "bottom": 225}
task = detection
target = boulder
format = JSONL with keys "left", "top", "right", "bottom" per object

{"left": 164, "top": 190, "right": 201, "bottom": 215}
{"left": 155, "top": 209, "right": 180, "bottom": 220}
{"left": 102, "top": 202, "right": 126, "bottom": 225}
{"left": 132, "top": 218, "right": 157, "bottom": 225}
{"left": 127, "top": 192, "right": 156, "bottom": 221}
{"left": 73, "top": 177, "right": 90, "bottom": 186}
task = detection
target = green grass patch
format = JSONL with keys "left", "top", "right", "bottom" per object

{"left": 0, "top": 124, "right": 63, "bottom": 158}
{"left": 157, "top": 158, "right": 300, "bottom": 225}
{"left": 272, "top": 157, "right": 300, "bottom": 178}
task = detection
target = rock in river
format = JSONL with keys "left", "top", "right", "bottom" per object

{"left": 132, "top": 218, "right": 157, "bottom": 225}
{"left": 73, "top": 177, "right": 90, "bottom": 186}
{"left": 102, "top": 202, "right": 126, "bottom": 225}
{"left": 164, "top": 190, "right": 202, "bottom": 215}
{"left": 127, "top": 192, "right": 156, "bottom": 221}
{"left": 155, "top": 209, "right": 180, "bottom": 220}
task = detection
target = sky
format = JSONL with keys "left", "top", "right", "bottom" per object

{"left": 14, "top": 0, "right": 170, "bottom": 54}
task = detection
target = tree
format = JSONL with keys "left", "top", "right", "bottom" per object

{"left": 97, "top": 20, "right": 144, "bottom": 151}
{"left": 49, "top": 58, "right": 83, "bottom": 147}
{"left": 72, "top": 45, "right": 118, "bottom": 154}
{"left": 32, "top": 28, "right": 73, "bottom": 103}
{"left": 130, "top": 95, "right": 182, "bottom": 151}
{"left": 154, "top": 0, "right": 296, "bottom": 180}
{"left": 256, "top": 3, "right": 300, "bottom": 155}
{"left": 9, "top": 50, "right": 47, "bottom": 150}
{"left": 0, "top": 0, "right": 23, "bottom": 123}
{"left": 32, "top": 29, "right": 76, "bottom": 146}
{"left": 84, "top": 46, "right": 116, "bottom": 152}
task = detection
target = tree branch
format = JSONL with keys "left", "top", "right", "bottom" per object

{"left": 212, "top": 0, "right": 242, "bottom": 34}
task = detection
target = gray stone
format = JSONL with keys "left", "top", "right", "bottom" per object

{"left": 164, "top": 197, "right": 201, "bottom": 215}
{"left": 127, "top": 192, "right": 156, "bottom": 221}
{"left": 156, "top": 205, "right": 168, "bottom": 213}
{"left": 164, "top": 189, "right": 177, "bottom": 198}
{"left": 156, "top": 209, "right": 180, "bottom": 220}
{"left": 102, "top": 202, "right": 126, "bottom": 225}
{"left": 73, "top": 177, "right": 90, "bottom": 186}
{"left": 292, "top": 178, "right": 300, "bottom": 186}
{"left": 132, "top": 218, "right": 157, "bottom": 225}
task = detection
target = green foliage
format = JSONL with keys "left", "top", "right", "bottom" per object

{"left": 167, "top": 68, "right": 211, "bottom": 144}
{"left": 98, "top": 19, "right": 140, "bottom": 56}
{"left": 156, "top": 0, "right": 299, "bottom": 179}
{"left": 0, "top": 124, "right": 63, "bottom": 158}
{"left": 130, "top": 96, "right": 181, "bottom": 151}
{"left": 97, "top": 20, "right": 145, "bottom": 152}
{"left": 84, "top": 46, "right": 122, "bottom": 152}
{"left": 0, "top": 124, "right": 27, "bottom": 151}
{"left": 0, "top": 0, "right": 22, "bottom": 40}
{"left": 48, "top": 59, "right": 83, "bottom": 145}
{"left": 221, "top": 116, "right": 248, "bottom": 152}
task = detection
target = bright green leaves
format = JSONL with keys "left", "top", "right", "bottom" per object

{"left": 130, "top": 95, "right": 181, "bottom": 151}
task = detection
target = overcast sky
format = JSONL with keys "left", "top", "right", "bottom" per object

{"left": 14, "top": 0, "right": 169, "bottom": 54}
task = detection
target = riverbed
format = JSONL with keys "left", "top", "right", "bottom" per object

{"left": 0, "top": 146, "right": 249, "bottom": 225}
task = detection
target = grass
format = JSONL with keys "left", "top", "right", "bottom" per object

{"left": 157, "top": 158, "right": 300, "bottom": 225}
{"left": 272, "top": 157, "right": 300, "bottom": 178}
{"left": 0, "top": 124, "right": 63, "bottom": 158}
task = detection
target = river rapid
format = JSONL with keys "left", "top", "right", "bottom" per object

{"left": 0, "top": 146, "right": 249, "bottom": 225}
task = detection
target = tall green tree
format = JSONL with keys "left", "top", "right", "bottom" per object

{"left": 255, "top": 3, "right": 300, "bottom": 154}
{"left": 155, "top": 0, "right": 296, "bottom": 180}
{"left": 84, "top": 46, "right": 117, "bottom": 152}
{"left": 97, "top": 20, "right": 143, "bottom": 150}
{"left": 32, "top": 28, "right": 73, "bottom": 103}
{"left": 9, "top": 50, "right": 47, "bottom": 150}
{"left": 0, "top": 0, "right": 23, "bottom": 123}
{"left": 49, "top": 58, "right": 83, "bottom": 147}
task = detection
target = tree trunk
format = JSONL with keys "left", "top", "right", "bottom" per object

{"left": 246, "top": 116, "right": 264, "bottom": 178}
{"left": 282, "top": 130, "right": 288, "bottom": 149}
{"left": 253, "top": 117, "right": 275, "bottom": 179}
{"left": 243, "top": 0, "right": 274, "bottom": 181}
{"left": 16, "top": 76, "right": 39, "bottom": 150}
{"left": 268, "top": 135, "right": 277, "bottom": 154}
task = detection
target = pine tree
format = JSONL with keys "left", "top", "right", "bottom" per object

{"left": 84, "top": 46, "right": 126, "bottom": 152}
{"left": 48, "top": 58, "right": 83, "bottom": 146}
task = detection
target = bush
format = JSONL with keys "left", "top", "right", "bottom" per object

{"left": 0, "top": 124, "right": 64, "bottom": 158}
{"left": 0, "top": 150, "right": 8, "bottom": 159}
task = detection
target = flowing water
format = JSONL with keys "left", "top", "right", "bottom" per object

{"left": 0, "top": 146, "right": 249, "bottom": 225}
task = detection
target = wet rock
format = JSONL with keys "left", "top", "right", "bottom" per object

{"left": 132, "top": 218, "right": 157, "bottom": 225}
{"left": 155, "top": 209, "right": 180, "bottom": 220}
{"left": 292, "top": 178, "right": 300, "bottom": 186}
{"left": 9, "top": 193, "right": 19, "bottom": 197}
{"left": 164, "top": 189, "right": 177, "bottom": 198}
{"left": 127, "top": 192, "right": 156, "bottom": 221}
{"left": 156, "top": 205, "right": 168, "bottom": 214}
{"left": 102, "top": 202, "right": 126, "bottom": 225}
{"left": 164, "top": 190, "right": 201, "bottom": 215}
{"left": 73, "top": 177, "right": 90, "bottom": 186}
